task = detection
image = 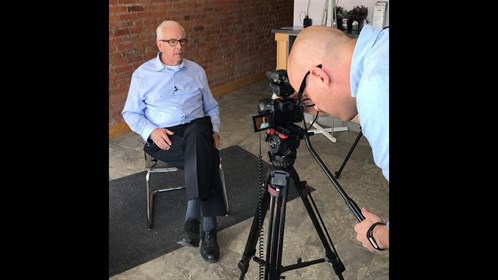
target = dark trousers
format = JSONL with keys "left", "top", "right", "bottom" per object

{"left": 143, "top": 116, "right": 226, "bottom": 217}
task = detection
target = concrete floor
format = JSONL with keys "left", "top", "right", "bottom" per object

{"left": 109, "top": 78, "right": 389, "bottom": 279}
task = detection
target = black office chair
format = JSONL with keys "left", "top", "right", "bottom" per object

{"left": 144, "top": 152, "right": 230, "bottom": 229}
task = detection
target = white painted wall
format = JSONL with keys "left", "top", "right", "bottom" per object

{"left": 293, "top": 0, "right": 389, "bottom": 28}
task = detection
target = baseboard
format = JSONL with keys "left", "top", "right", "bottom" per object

{"left": 211, "top": 72, "right": 266, "bottom": 99}
{"left": 109, "top": 71, "right": 267, "bottom": 140}
{"left": 109, "top": 122, "right": 131, "bottom": 140}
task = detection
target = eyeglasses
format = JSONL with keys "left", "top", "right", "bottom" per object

{"left": 159, "top": 38, "right": 188, "bottom": 47}
{"left": 296, "top": 64, "right": 322, "bottom": 105}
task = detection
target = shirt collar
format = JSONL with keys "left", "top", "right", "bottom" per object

{"left": 153, "top": 52, "right": 185, "bottom": 72}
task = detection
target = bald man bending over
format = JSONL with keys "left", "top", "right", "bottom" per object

{"left": 287, "top": 25, "right": 389, "bottom": 252}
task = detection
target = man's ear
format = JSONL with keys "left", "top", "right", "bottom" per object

{"left": 311, "top": 66, "right": 330, "bottom": 85}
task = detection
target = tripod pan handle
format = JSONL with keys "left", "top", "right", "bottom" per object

{"left": 346, "top": 197, "right": 365, "bottom": 222}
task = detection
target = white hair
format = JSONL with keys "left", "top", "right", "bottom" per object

{"left": 156, "top": 20, "right": 186, "bottom": 39}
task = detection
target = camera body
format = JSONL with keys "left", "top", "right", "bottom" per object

{"left": 266, "top": 69, "right": 294, "bottom": 99}
{"left": 252, "top": 69, "right": 307, "bottom": 169}
{"left": 252, "top": 69, "right": 304, "bottom": 132}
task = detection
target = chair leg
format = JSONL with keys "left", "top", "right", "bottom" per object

{"left": 146, "top": 169, "right": 187, "bottom": 229}
{"left": 219, "top": 159, "right": 230, "bottom": 216}
{"left": 145, "top": 159, "right": 229, "bottom": 229}
{"left": 146, "top": 171, "right": 153, "bottom": 230}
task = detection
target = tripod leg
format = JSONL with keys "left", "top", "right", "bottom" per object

{"left": 288, "top": 168, "right": 346, "bottom": 279}
{"left": 265, "top": 171, "right": 290, "bottom": 280}
{"left": 239, "top": 167, "right": 346, "bottom": 279}
{"left": 238, "top": 176, "right": 271, "bottom": 280}
{"left": 335, "top": 129, "right": 362, "bottom": 179}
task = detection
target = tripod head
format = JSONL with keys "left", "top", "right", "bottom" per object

{"left": 264, "top": 124, "right": 310, "bottom": 170}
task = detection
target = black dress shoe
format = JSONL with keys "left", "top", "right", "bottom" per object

{"left": 177, "top": 218, "right": 200, "bottom": 247}
{"left": 200, "top": 229, "right": 219, "bottom": 263}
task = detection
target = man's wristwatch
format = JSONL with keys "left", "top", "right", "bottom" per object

{"left": 367, "top": 222, "right": 386, "bottom": 251}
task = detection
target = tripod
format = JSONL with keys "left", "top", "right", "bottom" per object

{"left": 238, "top": 126, "right": 348, "bottom": 280}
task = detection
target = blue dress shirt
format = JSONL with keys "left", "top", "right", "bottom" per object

{"left": 122, "top": 53, "right": 220, "bottom": 142}
{"left": 350, "top": 25, "right": 389, "bottom": 182}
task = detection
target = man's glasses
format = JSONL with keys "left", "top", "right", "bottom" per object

{"left": 296, "top": 64, "right": 322, "bottom": 106}
{"left": 159, "top": 38, "right": 188, "bottom": 47}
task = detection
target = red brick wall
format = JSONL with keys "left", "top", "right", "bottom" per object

{"left": 109, "top": 0, "right": 294, "bottom": 126}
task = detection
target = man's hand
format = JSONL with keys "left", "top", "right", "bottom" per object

{"left": 354, "top": 208, "right": 388, "bottom": 252}
{"left": 213, "top": 133, "right": 220, "bottom": 149}
{"left": 150, "top": 128, "right": 175, "bottom": 150}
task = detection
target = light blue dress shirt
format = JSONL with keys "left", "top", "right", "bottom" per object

{"left": 350, "top": 25, "right": 389, "bottom": 183}
{"left": 122, "top": 53, "right": 220, "bottom": 142}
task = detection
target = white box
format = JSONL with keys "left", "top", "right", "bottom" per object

{"left": 372, "top": 1, "right": 388, "bottom": 28}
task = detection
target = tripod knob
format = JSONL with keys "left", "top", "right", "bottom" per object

{"left": 269, "top": 153, "right": 295, "bottom": 169}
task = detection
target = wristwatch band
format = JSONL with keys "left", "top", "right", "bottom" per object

{"left": 366, "top": 222, "right": 386, "bottom": 251}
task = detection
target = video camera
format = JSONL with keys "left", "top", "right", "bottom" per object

{"left": 252, "top": 69, "right": 308, "bottom": 169}
{"left": 252, "top": 69, "right": 304, "bottom": 132}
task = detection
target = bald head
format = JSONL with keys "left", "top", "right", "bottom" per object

{"left": 288, "top": 26, "right": 353, "bottom": 87}
{"left": 287, "top": 26, "right": 358, "bottom": 121}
